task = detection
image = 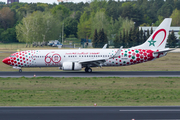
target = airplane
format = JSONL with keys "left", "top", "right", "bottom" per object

{"left": 2, "top": 18, "right": 174, "bottom": 73}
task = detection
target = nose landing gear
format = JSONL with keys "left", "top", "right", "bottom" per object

{"left": 85, "top": 67, "right": 92, "bottom": 73}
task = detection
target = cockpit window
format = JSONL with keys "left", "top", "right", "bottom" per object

{"left": 10, "top": 55, "right": 16, "bottom": 57}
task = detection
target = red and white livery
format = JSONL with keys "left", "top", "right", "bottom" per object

{"left": 2, "top": 18, "right": 173, "bottom": 73}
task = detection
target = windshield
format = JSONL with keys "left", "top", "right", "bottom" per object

{"left": 10, "top": 55, "right": 16, "bottom": 57}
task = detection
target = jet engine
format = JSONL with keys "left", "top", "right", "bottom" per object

{"left": 62, "top": 62, "right": 82, "bottom": 71}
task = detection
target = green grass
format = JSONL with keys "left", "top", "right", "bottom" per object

{"left": 0, "top": 77, "right": 180, "bottom": 106}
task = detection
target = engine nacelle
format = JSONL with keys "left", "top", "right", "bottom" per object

{"left": 62, "top": 62, "right": 82, "bottom": 71}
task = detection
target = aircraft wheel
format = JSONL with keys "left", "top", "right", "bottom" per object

{"left": 87, "top": 68, "right": 92, "bottom": 73}
{"left": 85, "top": 67, "right": 92, "bottom": 73}
{"left": 19, "top": 69, "right": 22, "bottom": 73}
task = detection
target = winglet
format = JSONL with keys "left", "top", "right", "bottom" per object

{"left": 102, "top": 44, "right": 107, "bottom": 49}
{"left": 111, "top": 46, "right": 123, "bottom": 58}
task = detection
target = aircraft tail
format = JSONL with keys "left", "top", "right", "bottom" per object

{"left": 132, "top": 18, "right": 172, "bottom": 50}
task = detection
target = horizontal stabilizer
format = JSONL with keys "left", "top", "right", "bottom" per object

{"left": 154, "top": 48, "right": 176, "bottom": 54}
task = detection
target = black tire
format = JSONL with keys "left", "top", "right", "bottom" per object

{"left": 87, "top": 68, "right": 92, "bottom": 73}
{"left": 19, "top": 69, "right": 22, "bottom": 73}
{"left": 85, "top": 68, "right": 88, "bottom": 73}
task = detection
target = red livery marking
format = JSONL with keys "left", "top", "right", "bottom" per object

{"left": 128, "top": 52, "right": 131, "bottom": 54}
{"left": 118, "top": 56, "right": 121, "bottom": 58}
{"left": 116, "top": 59, "right": 118, "bottom": 61}
{"left": 152, "top": 29, "right": 166, "bottom": 47}
{"left": 20, "top": 60, "right": 22, "bottom": 62}
{"left": 18, "top": 62, "right": 20, "bottom": 64}
{"left": 136, "top": 54, "right": 140, "bottom": 57}
{"left": 119, "top": 60, "right": 121, "bottom": 62}
{"left": 136, "top": 58, "right": 140, "bottom": 61}
{"left": 130, "top": 59, "right": 133, "bottom": 63}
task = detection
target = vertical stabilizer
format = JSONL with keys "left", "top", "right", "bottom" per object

{"left": 132, "top": 18, "right": 172, "bottom": 50}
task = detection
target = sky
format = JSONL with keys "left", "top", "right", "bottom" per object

{"left": 1, "top": 0, "right": 90, "bottom": 4}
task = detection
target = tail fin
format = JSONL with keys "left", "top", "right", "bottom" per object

{"left": 132, "top": 18, "right": 172, "bottom": 50}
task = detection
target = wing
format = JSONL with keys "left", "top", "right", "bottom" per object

{"left": 78, "top": 58, "right": 107, "bottom": 67}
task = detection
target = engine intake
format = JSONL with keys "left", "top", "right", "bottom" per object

{"left": 62, "top": 62, "right": 82, "bottom": 71}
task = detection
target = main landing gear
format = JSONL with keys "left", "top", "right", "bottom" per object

{"left": 85, "top": 67, "right": 92, "bottom": 73}
{"left": 19, "top": 69, "right": 22, "bottom": 73}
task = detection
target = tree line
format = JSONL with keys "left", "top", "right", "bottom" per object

{"left": 0, "top": 0, "right": 179, "bottom": 48}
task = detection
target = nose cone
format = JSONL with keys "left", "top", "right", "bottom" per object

{"left": 2, "top": 57, "right": 10, "bottom": 65}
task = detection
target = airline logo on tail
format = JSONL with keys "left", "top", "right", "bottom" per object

{"left": 148, "top": 29, "right": 166, "bottom": 47}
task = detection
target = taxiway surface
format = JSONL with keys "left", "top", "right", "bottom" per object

{"left": 0, "top": 71, "right": 180, "bottom": 77}
{"left": 0, "top": 106, "right": 180, "bottom": 120}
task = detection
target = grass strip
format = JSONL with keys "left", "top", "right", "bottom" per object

{"left": 0, "top": 77, "right": 180, "bottom": 106}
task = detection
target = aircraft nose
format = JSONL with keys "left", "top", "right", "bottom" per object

{"left": 2, "top": 57, "right": 10, "bottom": 65}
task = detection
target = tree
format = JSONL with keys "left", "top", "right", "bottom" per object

{"left": 92, "top": 29, "right": 98, "bottom": 48}
{"left": 0, "top": 7, "right": 15, "bottom": 30}
{"left": 77, "top": 11, "right": 91, "bottom": 39}
{"left": 146, "top": 29, "right": 150, "bottom": 38}
{"left": 168, "top": 30, "right": 177, "bottom": 48}
{"left": 157, "top": 3, "right": 173, "bottom": 18}
{"left": 97, "top": 28, "right": 108, "bottom": 48}
{"left": 119, "top": 32, "right": 123, "bottom": 47}
{"left": 175, "top": 0, "right": 180, "bottom": 10}
{"left": 139, "top": 27, "right": 143, "bottom": 45}
{"left": 122, "top": 29, "right": 126, "bottom": 47}
{"left": 64, "top": 17, "right": 78, "bottom": 38}
{"left": 154, "top": 15, "right": 164, "bottom": 26}
{"left": 0, "top": 27, "right": 17, "bottom": 43}
{"left": 113, "top": 34, "right": 119, "bottom": 48}
{"left": 170, "top": 9, "right": 180, "bottom": 26}
{"left": 16, "top": 11, "right": 61, "bottom": 44}
{"left": 91, "top": 10, "right": 109, "bottom": 39}
{"left": 51, "top": 4, "right": 71, "bottom": 21}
